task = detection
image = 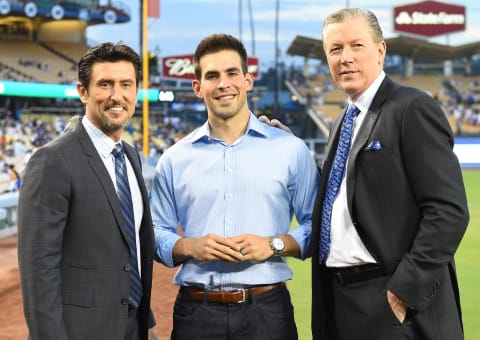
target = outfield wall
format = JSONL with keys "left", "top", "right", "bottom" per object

{"left": 454, "top": 137, "right": 480, "bottom": 168}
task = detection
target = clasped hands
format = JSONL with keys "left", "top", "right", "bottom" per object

{"left": 186, "top": 233, "right": 274, "bottom": 262}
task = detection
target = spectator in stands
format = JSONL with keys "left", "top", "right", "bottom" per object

{"left": 17, "top": 42, "right": 157, "bottom": 340}
{"left": 150, "top": 33, "right": 319, "bottom": 340}
{"left": 309, "top": 8, "right": 469, "bottom": 340}
{"left": 6, "top": 163, "right": 21, "bottom": 192}
{"left": 0, "top": 160, "right": 10, "bottom": 193}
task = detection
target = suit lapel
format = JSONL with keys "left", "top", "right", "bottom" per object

{"left": 324, "top": 107, "right": 346, "bottom": 168}
{"left": 74, "top": 123, "right": 130, "bottom": 242}
{"left": 122, "top": 143, "right": 154, "bottom": 260}
{"left": 311, "top": 107, "right": 347, "bottom": 248}
{"left": 123, "top": 144, "right": 145, "bottom": 198}
{"left": 345, "top": 76, "right": 396, "bottom": 207}
{"left": 123, "top": 143, "right": 149, "bottom": 218}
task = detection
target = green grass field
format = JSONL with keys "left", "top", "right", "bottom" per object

{"left": 288, "top": 169, "right": 480, "bottom": 340}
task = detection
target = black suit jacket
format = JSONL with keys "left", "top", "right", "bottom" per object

{"left": 311, "top": 76, "right": 469, "bottom": 339}
{"left": 18, "top": 121, "right": 155, "bottom": 340}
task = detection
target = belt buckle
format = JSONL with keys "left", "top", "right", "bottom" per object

{"left": 233, "top": 288, "right": 246, "bottom": 303}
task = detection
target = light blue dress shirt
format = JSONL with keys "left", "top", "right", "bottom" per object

{"left": 150, "top": 113, "right": 319, "bottom": 289}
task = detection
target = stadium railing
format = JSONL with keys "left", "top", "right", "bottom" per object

{"left": 0, "top": 192, "right": 19, "bottom": 238}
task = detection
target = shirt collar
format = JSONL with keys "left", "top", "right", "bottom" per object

{"left": 350, "top": 71, "right": 386, "bottom": 113}
{"left": 190, "top": 112, "right": 268, "bottom": 144}
{"left": 82, "top": 116, "right": 118, "bottom": 159}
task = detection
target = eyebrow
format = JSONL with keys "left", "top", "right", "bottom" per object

{"left": 204, "top": 66, "right": 241, "bottom": 76}
{"left": 96, "top": 78, "right": 134, "bottom": 84}
{"left": 204, "top": 70, "right": 219, "bottom": 77}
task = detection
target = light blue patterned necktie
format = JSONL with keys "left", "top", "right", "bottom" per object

{"left": 112, "top": 144, "right": 143, "bottom": 308}
{"left": 319, "top": 105, "right": 360, "bottom": 262}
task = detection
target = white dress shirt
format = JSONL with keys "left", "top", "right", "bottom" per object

{"left": 326, "top": 71, "right": 386, "bottom": 267}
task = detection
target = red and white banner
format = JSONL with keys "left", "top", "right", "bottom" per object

{"left": 394, "top": 0, "right": 465, "bottom": 37}
{"left": 162, "top": 54, "right": 259, "bottom": 80}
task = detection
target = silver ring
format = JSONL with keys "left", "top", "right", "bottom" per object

{"left": 240, "top": 248, "right": 245, "bottom": 256}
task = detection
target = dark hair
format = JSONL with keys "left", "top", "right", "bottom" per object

{"left": 193, "top": 33, "right": 248, "bottom": 79}
{"left": 77, "top": 42, "right": 142, "bottom": 89}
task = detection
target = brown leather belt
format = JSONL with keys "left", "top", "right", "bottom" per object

{"left": 182, "top": 283, "right": 285, "bottom": 304}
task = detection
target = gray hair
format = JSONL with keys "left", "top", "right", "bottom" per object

{"left": 323, "top": 8, "right": 384, "bottom": 44}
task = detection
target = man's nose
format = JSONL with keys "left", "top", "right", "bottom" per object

{"left": 217, "top": 74, "right": 230, "bottom": 89}
{"left": 110, "top": 84, "right": 124, "bottom": 100}
{"left": 340, "top": 48, "right": 354, "bottom": 63}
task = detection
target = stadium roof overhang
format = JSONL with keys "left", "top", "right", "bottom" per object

{"left": 286, "top": 35, "right": 480, "bottom": 62}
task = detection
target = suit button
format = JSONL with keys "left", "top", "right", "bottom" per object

{"left": 124, "top": 264, "right": 131, "bottom": 271}
{"left": 121, "top": 297, "right": 129, "bottom": 305}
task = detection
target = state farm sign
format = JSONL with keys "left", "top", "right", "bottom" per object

{"left": 162, "top": 54, "right": 260, "bottom": 80}
{"left": 394, "top": 1, "right": 465, "bottom": 37}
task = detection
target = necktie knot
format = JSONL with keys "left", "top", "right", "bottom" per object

{"left": 112, "top": 144, "right": 124, "bottom": 159}
{"left": 347, "top": 105, "right": 360, "bottom": 118}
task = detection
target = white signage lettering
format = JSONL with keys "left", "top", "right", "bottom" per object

{"left": 164, "top": 58, "right": 195, "bottom": 77}
{"left": 395, "top": 11, "right": 465, "bottom": 25}
{"left": 64, "top": 88, "right": 79, "bottom": 97}
{"left": 159, "top": 90, "right": 175, "bottom": 102}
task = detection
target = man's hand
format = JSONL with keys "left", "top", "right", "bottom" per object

{"left": 387, "top": 290, "right": 408, "bottom": 323}
{"left": 258, "top": 115, "right": 293, "bottom": 134}
{"left": 173, "top": 234, "right": 244, "bottom": 263}
{"left": 148, "top": 327, "right": 160, "bottom": 340}
{"left": 228, "top": 234, "right": 273, "bottom": 261}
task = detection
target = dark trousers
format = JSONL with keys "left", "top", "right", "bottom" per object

{"left": 330, "top": 273, "right": 420, "bottom": 340}
{"left": 171, "top": 285, "right": 298, "bottom": 340}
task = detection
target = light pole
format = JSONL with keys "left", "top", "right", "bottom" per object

{"left": 140, "top": 0, "right": 150, "bottom": 156}
{"left": 247, "top": 0, "right": 255, "bottom": 56}
{"left": 274, "top": 0, "right": 280, "bottom": 115}
{"left": 238, "top": 0, "right": 242, "bottom": 41}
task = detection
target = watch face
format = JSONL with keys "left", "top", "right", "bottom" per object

{"left": 272, "top": 237, "right": 285, "bottom": 251}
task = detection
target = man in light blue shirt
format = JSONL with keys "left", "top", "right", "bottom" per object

{"left": 150, "top": 33, "right": 319, "bottom": 340}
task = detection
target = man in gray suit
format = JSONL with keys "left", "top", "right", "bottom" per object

{"left": 17, "top": 42, "right": 155, "bottom": 340}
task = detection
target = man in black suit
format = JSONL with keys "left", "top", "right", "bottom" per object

{"left": 18, "top": 42, "right": 155, "bottom": 340}
{"left": 310, "top": 8, "right": 469, "bottom": 340}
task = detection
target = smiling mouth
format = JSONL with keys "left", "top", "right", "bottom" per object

{"left": 106, "top": 106, "right": 125, "bottom": 112}
{"left": 215, "top": 94, "right": 235, "bottom": 101}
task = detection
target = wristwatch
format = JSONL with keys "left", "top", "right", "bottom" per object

{"left": 269, "top": 236, "right": 285, "bottom": 256}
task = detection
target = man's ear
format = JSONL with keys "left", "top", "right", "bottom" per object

{"left": 76, "top": 82, "right": 88, "bottom": 104}
{"left": 245, "top": 73, "right": 254, "bottom": 91}
{"left": 192, "top": 79, "right": 203, "bottom": 99}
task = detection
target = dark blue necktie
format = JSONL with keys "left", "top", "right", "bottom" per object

{"left": 319, "top": 105, "right": 360, "bottom": 262}
{"left": 112, "top": 144, "right": 143, "bottom": 308}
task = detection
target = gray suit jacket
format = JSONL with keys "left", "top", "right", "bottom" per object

{"left": 311, "top": 76, "right": 469, "bottom": 340}
{"left": 18, "top": 121, "right": 154, "bottom": 340}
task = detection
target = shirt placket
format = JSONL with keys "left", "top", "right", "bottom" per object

{"left": 222, "top": 144, "right": 235, "bottom": 287}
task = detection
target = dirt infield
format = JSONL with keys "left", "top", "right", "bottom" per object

{"left": 0, "top": 234, "right": 178, "bottom": 339}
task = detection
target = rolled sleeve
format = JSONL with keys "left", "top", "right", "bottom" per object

{"left": 154, "top": 228, "right": 180, "bottom": 267}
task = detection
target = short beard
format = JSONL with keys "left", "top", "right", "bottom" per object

{"left": 100, "top": 115, "right": 130, "bottom": 133}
